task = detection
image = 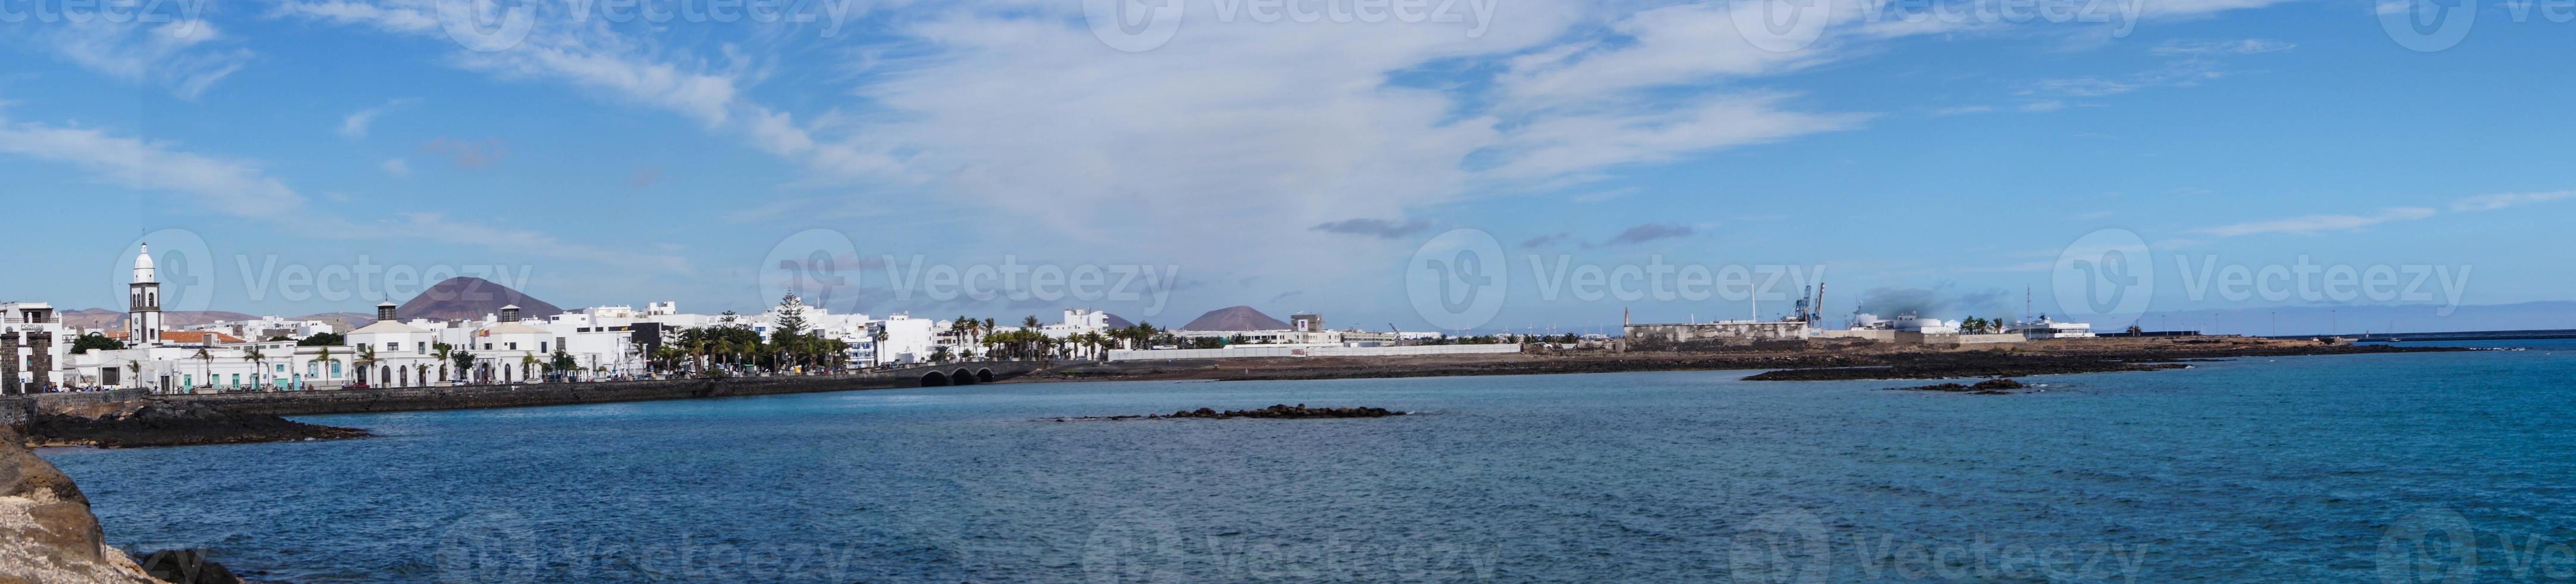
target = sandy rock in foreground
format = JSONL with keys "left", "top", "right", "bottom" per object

{"left": 0, "top": 431, "right": 160, "bottom": 584}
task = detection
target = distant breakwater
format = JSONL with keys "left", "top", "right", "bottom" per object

{"left": 155, "top": 362, "right": 1048, "bottom": 417}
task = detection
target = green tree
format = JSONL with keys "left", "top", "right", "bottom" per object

{"left": 550, "top": 349, "right": 579, "bottom": 380}
{"left": 297, "top": 332, "right": 347, "bottom": 346}
{"left": 451, "top": 350, "right": 478, "bottom": 384}
{"left": 69, "top": 334, "right": 125, "bottom": 354}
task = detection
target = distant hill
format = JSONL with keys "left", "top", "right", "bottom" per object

{"left": 2138, "top": 301, "right": 2576, "bottom": 337}
{"left": 1178, "top": 306, "right": 1289, "bottom": 331}
{"left": 63, "top": 309, "right": 259, "bottom": 331}
{"left": 1104, "top": 313, "right": 1135, "bottom": 329}
{"left": 64, "top": 309, "right": 378, "bottom": 333}
{"left": 299, "top": 312, "right": 379, "bottom": 331}
{"left": 398, "top": 277, "right": 564, "bottom": 321}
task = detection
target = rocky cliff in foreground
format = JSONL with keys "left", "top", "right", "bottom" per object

{"left": 0, "top": 430, "right": 163, "bottom": 583}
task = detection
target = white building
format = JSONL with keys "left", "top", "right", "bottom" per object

{"left": 2016, "top": 315, "right": 2097, "bottom": 339}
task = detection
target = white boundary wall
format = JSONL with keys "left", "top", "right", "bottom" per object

{"left": 1106, "top": 344, "right": 1523, "bottom": 361}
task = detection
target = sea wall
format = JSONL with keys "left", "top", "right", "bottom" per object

{"left": 1104, "top": 344, "right": 1523, "bottom": 361}
{"left": 158, "top": 363, "right": 1045, "bottom": 417}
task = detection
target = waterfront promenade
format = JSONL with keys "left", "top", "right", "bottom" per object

{"left": 150, "top": 361, "right": 1049, "bottom": 417}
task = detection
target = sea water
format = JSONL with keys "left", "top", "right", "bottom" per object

{"left": 43, "top": 341, "right": 2576, "bottom": 582}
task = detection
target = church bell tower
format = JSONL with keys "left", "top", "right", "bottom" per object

{"left": 130, "top": 244, "right": 163, "bottom": 347}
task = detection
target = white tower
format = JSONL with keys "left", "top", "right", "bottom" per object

{"left": 129, "top": 244, "right": 163, "bottom": 347}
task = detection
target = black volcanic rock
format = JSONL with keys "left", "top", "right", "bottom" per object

{"left": 26, "top": 401, "right": 372, "bottom": 448}
{"left": 1178, "top": 306, "right": 1289, "bottom": 331}
{"left": 397, "top": 277, "right": 565, "bottom": 321}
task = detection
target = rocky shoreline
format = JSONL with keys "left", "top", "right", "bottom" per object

{"left": 24, "top": 400, "right": 372, "bottom": 449}
{"left": 1024, "top": 337, "right": 2462, "bottom": 384}
{"left": 1046, "top": 404, "right": 1405, "bottom": 421}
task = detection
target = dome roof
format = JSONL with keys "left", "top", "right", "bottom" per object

{"left": 131, "top": 244, "right": 157, "bottom": 284}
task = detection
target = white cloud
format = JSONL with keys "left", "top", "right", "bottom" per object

{"left": 2151, "top": 39, "right": 2296, "bottom": 55}
{"left": 2451, "top": 190, "right": 2576, "bottom": 212}
{"left": 0, "top": 116, "right": 303, "bottom": 215}
{"left": 2194, "top": 207, "right": 2438, "bottom": 237}
{"left": 0, "top": 113, "right": 687, "bottom": 273}
{"left": 34, "top": 19, "right": 251, "bottom": 99}
{"left": 340, "top": 98, "right": 419, "bottom": 139}
{"left": 380, "top": 158, "right": 411, "bottom": 177}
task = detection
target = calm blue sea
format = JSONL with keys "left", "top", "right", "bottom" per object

{"left": 42, "top": 341, "right": 2576, "bottom": 583}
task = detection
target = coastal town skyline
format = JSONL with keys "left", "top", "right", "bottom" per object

{"left": 6, "top": 2, "right": 2574, "bottom": 334}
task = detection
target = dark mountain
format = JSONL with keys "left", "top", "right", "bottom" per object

{"left": 1104, "top": 313, "right": 1135, "bottom": 329}
{"left": 397, "top": 277, "right": 565, "bottom": 321}
{"left": 1178, "top": 306, "right": 1289, "bottom": 331}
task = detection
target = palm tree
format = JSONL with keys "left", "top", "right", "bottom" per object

{"left": 354, "top": 345, "right": 379, "bottom": 387}
{"left": 123, "top": 361, "right": 142, "bottom": 390}
{"left": 191, "top": 347, "right": 214, "bottom": 392}
{"left": 519, "top": 353, "right": 541, "bottom": 383}
{"left": 242, "top": 346, "right": 267, "bottom": 390}
{"left": 431, "top": 342, "right": 454, "bottom": 383}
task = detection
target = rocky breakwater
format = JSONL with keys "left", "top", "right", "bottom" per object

{"left": 1888, "top": 378, "right": 2032, "bottom": 395}
{"left": 0, "top": 429, "right": 163, "bottom": 583}
{"left": 25, "top": 399, "right": 370, "bottom": 449}
{"left": 1048, "top": 404, "right": 1406, "bottom": 421}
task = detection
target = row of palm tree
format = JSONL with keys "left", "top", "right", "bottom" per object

{"left": 647, "top": 320, "right": 853, "bottom": 377}
{"left": 915, "top": 318, "right": 1177, "bottom": 363}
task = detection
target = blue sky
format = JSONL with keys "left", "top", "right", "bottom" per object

{"left": 1, "top": 0, "right": 2568, "bottom": 333}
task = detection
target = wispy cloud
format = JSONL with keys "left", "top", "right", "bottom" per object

{"left": 1599, "top": 223, "right": 1694, "bottom": 246}
{"left": 379, "top": 158, "right": 410, "bottom": 177}
{"left": 339, "top": 98, "right": 419, "bottom": 139}
{"left": 1311, "top": 219, "right": 1434, "bottom": 240}
{"left": 2194, "top": 207, "right": 2437, "bottom": 237}
{"left": 0, "top": 116, "right": 302, "bottom": 215}
{"left": 2451, "top": 190, "right": 2576, "bottom": 212}
{"left": 33, "top": 20, "right": 251, "bottom": 100}
{"left": 0, "top": 113, "right": 688, "bottom": 273}
{"left": 2151, "top": 39, "right": 2296, "bottom": 55}
{"left": 1521, "top": 232, "right": 1573, "bottom": 248}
